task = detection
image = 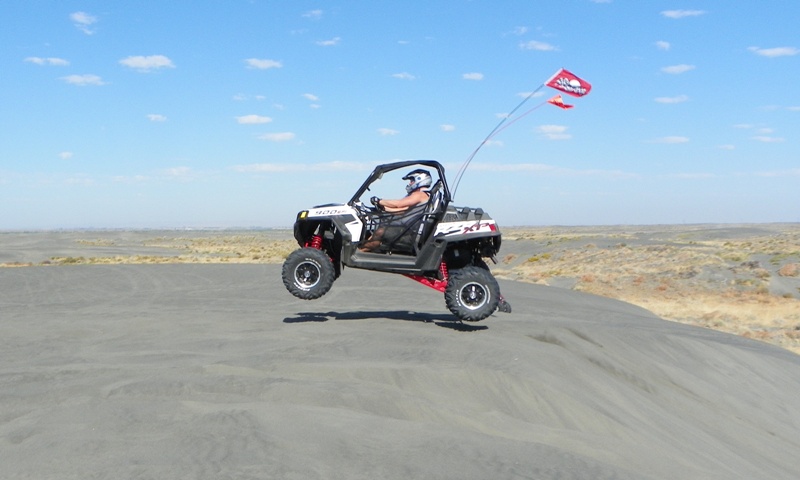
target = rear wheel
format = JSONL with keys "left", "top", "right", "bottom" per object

{"left": 445, "top": 265, "right": 500, "bottom": 321}
{"left": 282, "top": 248, "right": 335, "bottom": 300}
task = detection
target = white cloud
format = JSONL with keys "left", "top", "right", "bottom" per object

{"left": 70, "top": 11, "right": 97, "bottom": 35}
{"left": 747, "top": 46, "right": 799, "bottom": 58}
{"left": 651, "top": 136, "right": 690, "bottom": 144}
{"left": 752, "top": 136, "right": 785, "bottom": 143}
{"left": 655, "top": 41, "right": 670, "bottom": 51}
{"left": 302, "top": 9, "right": 323, "bottom": 20}
{"left": 378, "top": 128, "right": 399, "bottom": 136}
{"left": 754, "top": 168, "right": 800, "bottom": 177}
{"left": 471, "top": 163, "right": 555, "bottom": 173}
{"left": 519, "top": 40, "right": 557, "bottom": 51}
{"left": 70, "top": 12, "right": 95, "bottom": 24}
{"left": 392, "top": 72, "right": 416, "bottom": 80}
{"left": 236, "top": 114, "right": 272, "bottom": 124}
{"left": 787, "top": 106, "right": 800, "bottom": 111}
{"left": 233, "top": 164, "right": 294, "bottom": 173}
{"left": 511, "top": 26, "right": 529, "bottom": 36}
{"left": 462, "top": 72, "right": 484, "bottom": 81}
{"left": 25, "top": 57, "right": 69, "bottom": 66}
{"left": 440, "top": 124, "right": 456, "bottom": 132}
{"left": 232, "top": 161, "right": 372, "bottom": 174}
{"left": 163, "top": 166, "right": 193, "bottom": 178}
{"left": 469, "top": 162, "right": 639, "bottom": 179}
{"left": 233, "top": 94, "right": 269, "bottom": 102}
{"left": 258, "top": 132, "right": 296, "bottom": 142}
{"left": 301, "top": 93, "right": 320, "bottom": 108}
{"left": 245, "top": 58, "right": 283, "bottom": 69}
{"left": 112, "top": 168, "right": 196, "bottom": 184}
{"left": 113, "top": 174, "right": 150, "bottom": 184}
{"left": 58, "top": 152, "right": 74, "bottom": 160}
{"left": 61, "top": 74, "right": 106, "bottom": 86}
{"left": 661, "top": 10, "right": 706, "bottom": 19}
{"left": 661, "top": 64, "right": 695, "bottom": 74}
{"left": 147, "top": 114, "right": 167, "bottom": 122}
{"left": 666, "top": 173, "right": 716, "bottom": 180}
{"left": 64, "top": 175, "right": 94, "bottom": 186}
{"left": 537, "top": 125, "right": 571, "bottom": 140}
{"left": 654, "top": 94, "right": 689, "bottom": 104}
{"left": 119, "top": 55, "right": 175, "bottom": 72}
{"left": 537, "top": 125, "right": 568, "bottom": 134}
{"left": 316, "top": 37, "right": 341, "bottom": 46}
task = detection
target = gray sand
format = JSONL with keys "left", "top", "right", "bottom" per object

{"left": 2, "top": 260, "right": 800, "bottom": 479}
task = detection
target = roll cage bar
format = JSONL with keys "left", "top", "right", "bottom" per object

{"left": 348, "top": 160, "right": 452, "bottom": 206}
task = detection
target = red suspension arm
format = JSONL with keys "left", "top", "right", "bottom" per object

{"left": 403, "top": 262, "right": 449, "bottom": 292}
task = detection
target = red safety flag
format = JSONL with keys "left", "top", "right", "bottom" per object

{"left": 547, "top": 94, "right": 574, "bottom": 109}
{"left": 545, "top": 68, "right": 591, "bottom": 97}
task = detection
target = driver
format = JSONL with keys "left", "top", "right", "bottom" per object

{"left": 371, "top": 169, "right": 432, "bottom": 213}
{"left": 360, "top": 169, "right": 432, "bottom": 252}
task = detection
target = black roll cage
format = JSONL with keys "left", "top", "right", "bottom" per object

{"left": 348, "top": 160, "right": 452, "bottom": 207}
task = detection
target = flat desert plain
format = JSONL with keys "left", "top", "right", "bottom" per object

{"left": 4, "top": 224, "right": 798, "bottom": 353}
{"left": 2, "top": 225, "right": 800, "bottom": 479}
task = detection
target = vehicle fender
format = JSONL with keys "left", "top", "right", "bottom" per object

{"left": 294, "top": 204, "right": 364, "bottom": 246}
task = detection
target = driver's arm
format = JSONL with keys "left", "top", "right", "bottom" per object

{"left": 379, "top": 190, "right": 429, "bottom": 212}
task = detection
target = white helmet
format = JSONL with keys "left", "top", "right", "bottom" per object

{"left": 402, "top": 169, "right": 432, "bottom": 194}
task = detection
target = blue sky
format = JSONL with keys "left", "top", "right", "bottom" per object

{"left": 2, "top": 1, "right": 798, "bottom": 229}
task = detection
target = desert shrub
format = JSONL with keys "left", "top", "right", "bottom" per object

{"left": 720, "top": 252, "right": 747, "bottom": 262}
{"left": 778, "top": 263, "right": 799, "bottom": 277}
{"left": 755, "top": 269, "right": 771, "bottom": 279}
{"left": 525, "top": 253, "right": 551, "bottom": 263}
{"left": 754, "top": 285, "right": 770, "bottom": 295}
{"left": 502, "top": 254, "right": 517, "bottom": 264}
{"left": 56, "top": 256, "right": 86, "bottom": 265}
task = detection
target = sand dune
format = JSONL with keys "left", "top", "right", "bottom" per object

{"left": 2, "top": 263, "right": 799, "bottom": 479}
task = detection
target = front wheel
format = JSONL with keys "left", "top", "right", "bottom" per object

{"left": 445, "top": 266, "right": 500, "bottom": 321}
{"left": 282, "top": 248, "right": 335, "bottom": 300}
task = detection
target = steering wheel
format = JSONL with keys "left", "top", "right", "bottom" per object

{"left": 352, "top": 201, "right": 376, "bottom": 218}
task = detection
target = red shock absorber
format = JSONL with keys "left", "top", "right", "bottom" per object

{"left": 439, "top": 261, "right": 449, "bottom": 282}
{"left": 403, "top": 261, "right": 450, "bottom": 292}
{"left": 305, "top": 235, "right": 323, "bottom": 250}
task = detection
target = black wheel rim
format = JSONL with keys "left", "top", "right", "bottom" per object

{"left": 459, "top": 281, "right": 488, "bottom": 310}
{"left": 294, "top": 261, "right": 321, "bottom": 289}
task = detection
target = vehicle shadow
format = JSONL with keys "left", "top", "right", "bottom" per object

{"left": 283, "top": 310, "right": 488, "bottom": 331}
